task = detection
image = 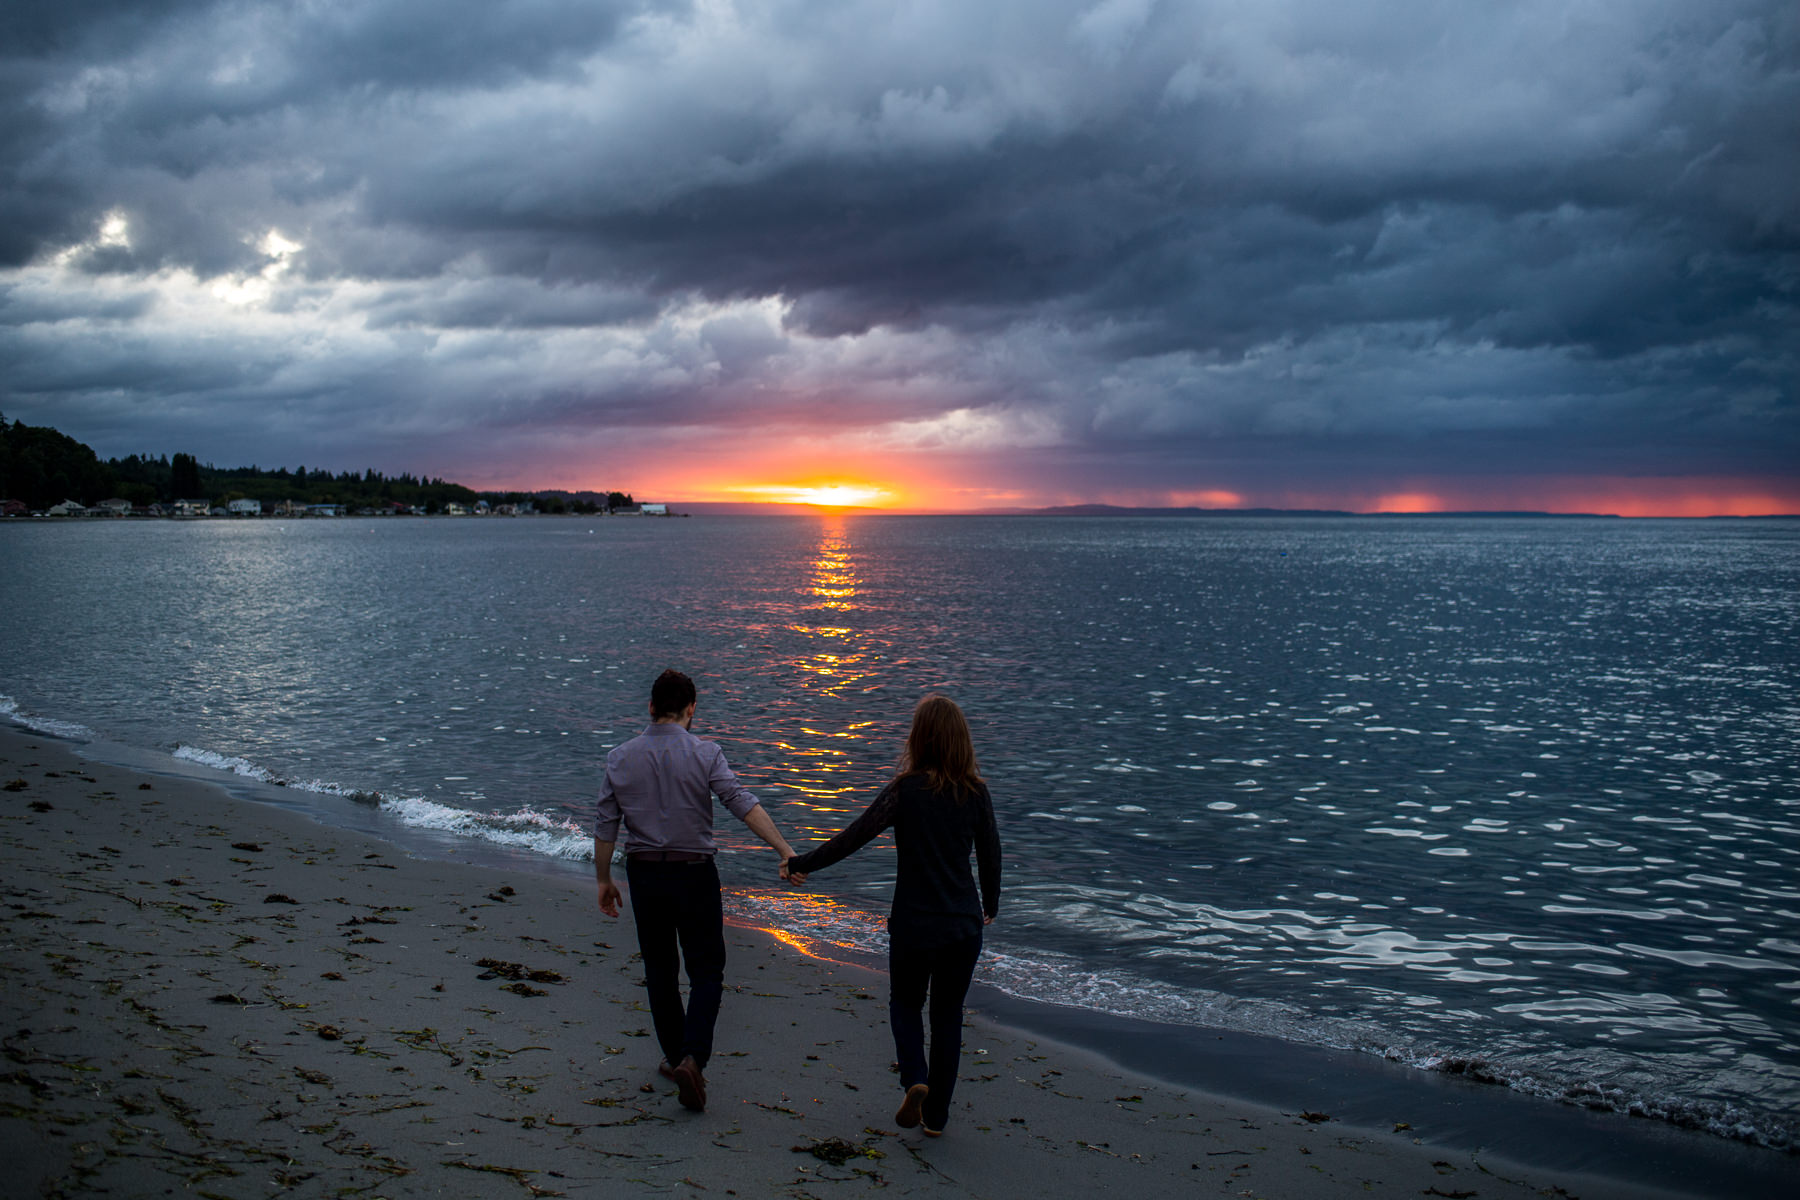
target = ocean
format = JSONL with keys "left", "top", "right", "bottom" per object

{"left": 3, "top": 513, "right": 1796, "bottom": 1154}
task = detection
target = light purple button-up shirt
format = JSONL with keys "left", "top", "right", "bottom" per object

{"left": 594, "top": 722, "right": 762, "bottom": 855}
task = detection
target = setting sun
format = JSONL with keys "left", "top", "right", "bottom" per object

{"left": 788, "top": 484, "right": 886, "bottom": 507}
{"left": 735, "top": 482, "right": 894, "bottom": 508}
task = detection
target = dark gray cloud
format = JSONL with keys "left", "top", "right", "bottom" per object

{"left": 1, "top": 0, "right": 1795, "bottom": 508}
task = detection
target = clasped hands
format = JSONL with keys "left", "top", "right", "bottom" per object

{"left": 778, "top": 857, "right": 808, "bottom": 885}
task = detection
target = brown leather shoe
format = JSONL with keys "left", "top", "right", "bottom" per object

{"left": 671, "top": 1055, "right": 707, "bottom": 1112}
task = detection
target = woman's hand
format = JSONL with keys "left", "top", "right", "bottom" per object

{"left": 779, "top": 858, "right": 808, "bottom": 885}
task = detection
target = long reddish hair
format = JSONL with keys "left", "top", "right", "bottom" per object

{"left": 897, "top": 694, "right": 983, "bottom": 800}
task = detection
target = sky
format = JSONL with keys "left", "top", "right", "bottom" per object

{"left": 1, "top": 0, "right": 1796, "bottom": 515}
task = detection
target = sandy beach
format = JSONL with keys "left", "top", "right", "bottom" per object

{"left": 0, "top": 725, "right": 1731, "bottom": 1199}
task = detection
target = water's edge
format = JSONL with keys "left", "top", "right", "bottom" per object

{"left": 22, "top": 720, "right": 1793, "bottom": 1199}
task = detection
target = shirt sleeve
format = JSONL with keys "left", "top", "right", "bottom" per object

{"left": 707, "top": 743, "right": 762, "bottom": 820}
{"left": 974, "top": 783, "right": 1002, "bottom": 919}
{"left": 788, "top": 779, "right": 901, "bottom": 875}
{"left": 594, "top": 756, "right": 623, "bottom": 843}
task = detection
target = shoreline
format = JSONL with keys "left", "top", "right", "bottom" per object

{"left": 968, "top": 987, "right": 1790, "bottom": 1198}
{"left": 1, "top": 725, "right": 1784, "bottom": 1198}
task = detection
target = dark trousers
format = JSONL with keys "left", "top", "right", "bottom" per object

{"left": 888, "top": 932, "right": 982, "bottom": 1130}
{"left": 626, "top": 857, "right": 726, "bottom": 1071}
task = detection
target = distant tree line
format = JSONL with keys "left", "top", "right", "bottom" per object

{"left": 0, "top": 418, "right": 113, "bottom": 509}
{"left": 0, "top": 416, "right": 628, "bottom": 514}
{"left": 116, "top": 457, "right": 482, "bottom": 512}
{"left": 488, "top": 489, "right": 633, "bottom": 514}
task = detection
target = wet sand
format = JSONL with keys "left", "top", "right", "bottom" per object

{"left": 0, "top": 725, "right": 1711, "bottom": 1198}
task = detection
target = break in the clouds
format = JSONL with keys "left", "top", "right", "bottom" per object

{"left": 1, "top": 0, "right": 1796, "bottom": 511}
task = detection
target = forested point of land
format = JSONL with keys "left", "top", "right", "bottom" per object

{"left": 0, "top": 416, "right": 628, "bottom": 514}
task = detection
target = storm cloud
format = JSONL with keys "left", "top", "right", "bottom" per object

{"left": 2, "top": 0, "right": 1795, "bottom": 509}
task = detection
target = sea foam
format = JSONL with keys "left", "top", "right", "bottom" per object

{"left": 170, "top": 743, "right": 592, "bottom": 862}
{"left": 0, "top": 694, "right": 95, "bottom": 740}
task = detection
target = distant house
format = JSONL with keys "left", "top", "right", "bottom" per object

{"left": 228, "top": 499, "right": 263, "bottom": 517}
{"left": 1, "top": 499, "right": 26, "bottom": 517}
{"left": 96, "top": 498, "right": 134, "bottom": 516}
{"left": 639, "top": 503, "right": 668, "bottom": 516}
{"left": 173, "top": 498, "right": 210, "bottom": 517}
{"left": 46, "top": 500, "right": 88, "bottom": 517}
{"left": 445, "top": 503, "right": 468, "bottom": 516}
{"left": 304, "top": 504, "right": 342, "bottom": 518}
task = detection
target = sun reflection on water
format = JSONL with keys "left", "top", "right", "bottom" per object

{"left": 765, "top": 518, "right": 894, "bottom": 825}
{"left": 787, "top": 520, "right": 876, "bottom": 702}
{"left": 804, "top": 524, "right": 859, "bottom": 612}
{"left": 736, "top": 889, "right": 889, "bottom": 970}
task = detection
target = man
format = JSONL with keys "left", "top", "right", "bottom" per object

{"left": 593, "top": 669, "right": 798, "bottom": 1112}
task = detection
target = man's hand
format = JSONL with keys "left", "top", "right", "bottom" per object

{"left": 594, "top": 837, "right": 622, "bottom": 916}
{"left": 742, "top": 806, "right": 807, "bottom": 882}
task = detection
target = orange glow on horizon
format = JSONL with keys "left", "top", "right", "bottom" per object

{"left": 1167, "top": 488, "right": 1246, "bottom": 508}
{"left": 1262, "top": 475, "right": 1800, "bottom": 518}
{"left": 1582, "top": 489, "right": 1797, "bottom": 518}
{"left": 500, "top": 451, "right": 1797, "bottom": 518}
{"left": 1373, "top": 491, "right": 1446, "bottom": 513}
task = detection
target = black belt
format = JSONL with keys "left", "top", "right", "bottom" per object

{"left": 627, "top": 850, "right": 712, "bottom": 864}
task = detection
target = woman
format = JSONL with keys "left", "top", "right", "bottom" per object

{"left": 784, "top": 695, "right": 1002, "bottom": 1136}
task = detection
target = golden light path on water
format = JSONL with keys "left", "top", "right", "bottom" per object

{"left": 768, "top": 517, "right": 886, "bottom": 820}
{"left": 743, "top": 914, "right": 880, "bottom": 972}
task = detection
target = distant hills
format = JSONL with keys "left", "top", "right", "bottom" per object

{"left": 1025, "top": 504, "right": 1623, "bottom": 518}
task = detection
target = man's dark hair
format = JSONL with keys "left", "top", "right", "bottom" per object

{"left": 650, "top": 669, "right": 697, "bottom": 718}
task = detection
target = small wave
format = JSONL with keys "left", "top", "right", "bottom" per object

{"left": 977, "top": 947, "right": 1406, "bottom": 1061}
{"left": 173, "top": 744, "right": 280, "bottom": 782}
{"left": 0, "top": 694, "right": 96, "bottom": 740}
{"left": 1423, "top": 1056, "right": 1791, "bottom": 1150}
{"left": 175, "top": 744, "right": 417, "bottom": 804}
{"left": 170, "top": 743, "right": 592, "bottom": 862}
{"left": 382, "top": 795, "right": 593, "bottom": 861}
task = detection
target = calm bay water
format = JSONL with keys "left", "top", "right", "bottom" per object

{"left": 3, "top": 514, "right": 1796, "bottom": 1148}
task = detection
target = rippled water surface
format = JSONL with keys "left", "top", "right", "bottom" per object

{"left": 3, "top": 514, "right": 1796, "bottom": 1146}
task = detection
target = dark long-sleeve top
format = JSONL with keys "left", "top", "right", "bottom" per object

{"left": 788, "top": 774, "right": 1001, "bottom": 949}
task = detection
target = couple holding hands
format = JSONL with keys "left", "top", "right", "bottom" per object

{"left": 593, "top": 670, "right": 1002, "bottom": 1135}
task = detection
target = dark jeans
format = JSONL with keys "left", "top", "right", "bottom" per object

{"left": 888, "top": 932, "right": 982, "bottom": 1130}
{"left": 626, "top": 857, "right": 726, "bottom": 1071}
